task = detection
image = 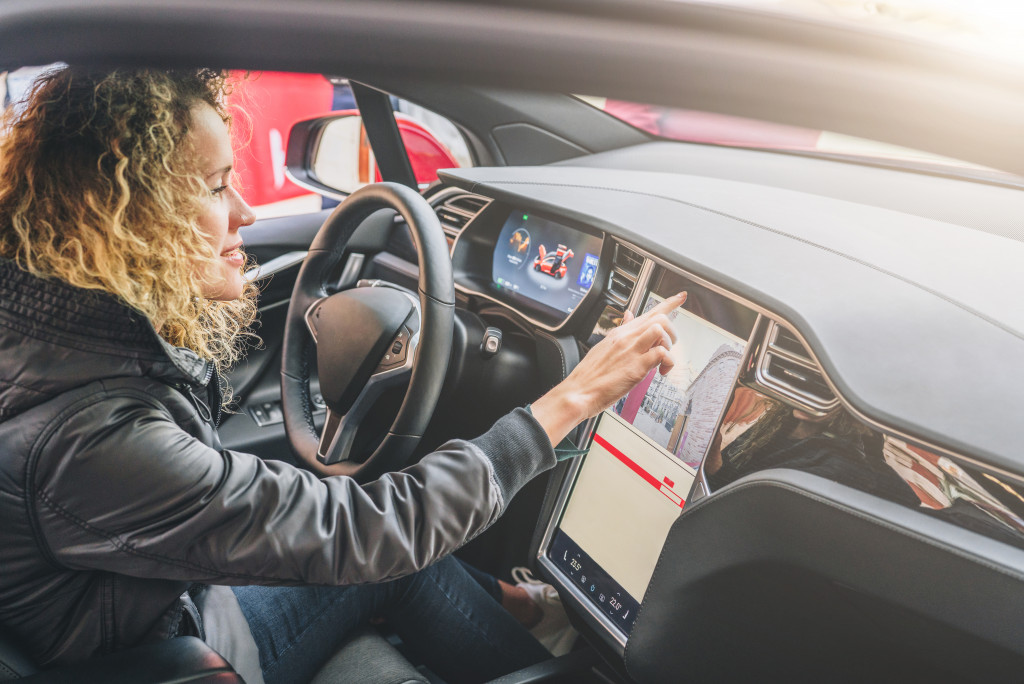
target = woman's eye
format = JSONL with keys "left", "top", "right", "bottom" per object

{"left": 211, "top": 185, "right": 228, "bottom": 197}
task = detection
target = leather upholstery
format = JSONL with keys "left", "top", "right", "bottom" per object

{"left": 4, "top": 637, "right": 239, "bottom": 684}
{"left": 0, "top": 633, "right": 36, "bottom": 680}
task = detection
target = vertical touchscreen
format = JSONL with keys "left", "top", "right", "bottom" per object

{"left": 549, "top": 277, "right": 755, "bottom": 636}
{"left": 613, "top": 294, "right": 746, "bottom": 469}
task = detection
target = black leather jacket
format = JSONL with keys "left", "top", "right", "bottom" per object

{"left": 0, "top": 259, "right": 555, "bottom": 669}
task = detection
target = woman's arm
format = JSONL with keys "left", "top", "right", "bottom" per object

{"left": 31, "top": 295, "right": 683, "bottom": 586}
{"left": 31, "top": 389, "right": 549, "bottom": 585}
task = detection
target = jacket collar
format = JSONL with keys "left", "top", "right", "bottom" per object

{"left": 0, "top": 258, "right": 211, "bottom": 419}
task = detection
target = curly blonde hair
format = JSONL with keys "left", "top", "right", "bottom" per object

{"left": 0, "top": 67, "right": 258, "bottom": 381}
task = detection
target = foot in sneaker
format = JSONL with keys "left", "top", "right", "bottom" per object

{"left": 511, "top": 566, "right": 578, "bottom": 657}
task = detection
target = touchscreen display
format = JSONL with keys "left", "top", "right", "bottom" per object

{"left": 549, "top": 277, "right": 754, "bottom": 636}
{"left": 613, "top": 294, "right": 747, "bottom": 469}
{"left": 491, "top": 212, "right": 602, "bottom": 314}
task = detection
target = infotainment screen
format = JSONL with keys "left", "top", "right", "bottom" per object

{"left": 491, "top": 212, "right": 602, "bottom": 314}
{"left": 547, "top": 269, "right": 757, "bottom": 637}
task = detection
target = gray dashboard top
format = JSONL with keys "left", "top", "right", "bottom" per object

{"left": 441, "top": 164, "right": 1024, "bottom": 477}
{"left": 557, "top": 141, "right": 1024, "bottom": 244}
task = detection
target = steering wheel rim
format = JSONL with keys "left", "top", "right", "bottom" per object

{"left": 281, "top": 182, "right": 454, "bottom": 481}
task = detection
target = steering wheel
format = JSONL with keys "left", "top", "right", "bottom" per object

{"left": 281, "top": 182, "right": 454, "bottom": 481}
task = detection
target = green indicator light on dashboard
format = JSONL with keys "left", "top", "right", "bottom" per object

{"left": 522, "top": 214, "right": 528, "bottom": 221}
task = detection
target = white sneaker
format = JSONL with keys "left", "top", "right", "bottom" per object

{"left": 511, "top": 566, "right": 578, "bottom": 657}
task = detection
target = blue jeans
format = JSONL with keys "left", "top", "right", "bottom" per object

{"left": 232, "top": 557, "right": 549, "bottom": 684}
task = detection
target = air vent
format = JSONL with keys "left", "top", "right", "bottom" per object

{"left": 771, "top": 325, "right": 806, "bottom": 357}
{"left": 755, "top": 321, "right": 839, "bottom": 414}
{"left": 434, "top": 191, "right": 490, "bottom": 239}
{"left": 607, "top": 243, "right": 645, "bottom": 305}
{"left": 613, "top": 243, "right": 643, "bottom": 277}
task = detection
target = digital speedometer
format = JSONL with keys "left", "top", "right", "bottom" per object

{"left": 491, "top": 211, "right": 602, "bottom": 314}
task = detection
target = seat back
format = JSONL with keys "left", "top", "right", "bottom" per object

{"left": 0, "top": 632, "right": 36, "bottom": 680}
{"left": 311, "top": 628, "right": 428, "bottom": 684}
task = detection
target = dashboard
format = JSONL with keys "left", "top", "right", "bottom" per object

{"left": 429, "top": 163, "right": 1024, "bottom": 681}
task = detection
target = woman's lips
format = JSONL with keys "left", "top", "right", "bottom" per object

{"left": 221, "top": 245, "right": 244, "bottom": 267}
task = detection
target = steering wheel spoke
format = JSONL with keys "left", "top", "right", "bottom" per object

{"left": 317, "top": 330, "right": 416, "bottom": 465}
{"left": 304, "top": 296, "right": 326, "bottom": 344}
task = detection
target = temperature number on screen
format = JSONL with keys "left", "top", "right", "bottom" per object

{"left": 608, "top": 596, "right": 623, "bottom": 611}
{"left": 569, "top": 558, "right": 582, "bottom": 572}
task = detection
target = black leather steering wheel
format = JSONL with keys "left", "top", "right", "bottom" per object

{"left": 281, "top": 182, "right": 454, "bottom": 481}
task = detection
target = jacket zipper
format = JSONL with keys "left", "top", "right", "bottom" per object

{"left": 210, "top": 370, "right": 224, "bottom": 428}
{"left": 178, "top": 382, "right": 213, "bottom": 424}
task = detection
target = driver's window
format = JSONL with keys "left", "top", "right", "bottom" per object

{"left": 2, "top": 68, "right": 474, "bottom": 220}
{"left": 391, "top": 94, "right": 475, "bottom": 184}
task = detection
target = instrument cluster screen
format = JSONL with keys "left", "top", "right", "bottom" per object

{"left": 491, "top": 211, "right": 602, "bottom": 314}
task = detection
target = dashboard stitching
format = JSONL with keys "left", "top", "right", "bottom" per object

{"left": 486, "top": 181, "right": 1024, "bottom": 343}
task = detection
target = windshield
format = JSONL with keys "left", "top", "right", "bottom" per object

{"left": 580, "top": 95, "right": 1022, "bottom": 185}
{"left": 669, "top": 1, "right": 1024, "bottom": 64}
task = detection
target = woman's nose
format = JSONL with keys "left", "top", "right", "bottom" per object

{"left": 233, "top": 190, "right": 256, "bottom": 229}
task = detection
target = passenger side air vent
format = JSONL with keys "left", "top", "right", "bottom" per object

{"left": 434, "top": 191, "right": 490, "bottom": 240}
{"left": 755, "top": 321, "right": 839, "bottom": 415}
{"left": 607, "top": 243, "right": 645, "bottom": 305}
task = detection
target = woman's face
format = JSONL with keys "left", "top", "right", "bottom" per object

{"left": 190, "top": 102, "right": 255, "bottom": 301}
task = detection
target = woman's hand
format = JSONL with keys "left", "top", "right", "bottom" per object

{"left": 531, "top": 292, "right": 686, "bottom": 446}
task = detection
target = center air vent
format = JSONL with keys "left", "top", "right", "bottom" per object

{"left": 607, "top": 243, "right": 645, "bottom": 305}
{"left": 433, "top": 191, "right": 490, "bottom": 240}
{"left": 754, "top": 321, "right": 839, "bottom": 414}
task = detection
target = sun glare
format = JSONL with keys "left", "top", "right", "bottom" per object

{"left": 687, "top": 0, "right": 1024, "bottom": 63}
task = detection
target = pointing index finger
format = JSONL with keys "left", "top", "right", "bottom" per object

{"left": 641, "top": 291, "right": 686, "bottom": 321}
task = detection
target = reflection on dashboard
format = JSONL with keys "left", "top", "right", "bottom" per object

{"left": 585, "top": 304, "right": 625, "bottom": 348}
{"left": 704, "top": 384, "right": 1024, "bottom": 548}
{"left": 491, "top": 211, "right": 602, "bottom": 314}
{"left": 703, "top": 388, "right": 920, "bottom": 506}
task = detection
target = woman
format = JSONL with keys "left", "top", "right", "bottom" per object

{"left": 0, "top": 67, "right": 679, "bottom": 683}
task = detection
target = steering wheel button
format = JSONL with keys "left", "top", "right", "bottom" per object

{"left": 392, "top": 341, "right": 403, "bottom": 354}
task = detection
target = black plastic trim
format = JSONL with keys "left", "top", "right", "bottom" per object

{"left": 350, "top": 81, "right": 418, "bottom": 190}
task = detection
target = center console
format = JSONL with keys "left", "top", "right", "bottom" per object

{"left": 536, "top": 258, "right": 759, "bottom": 651}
